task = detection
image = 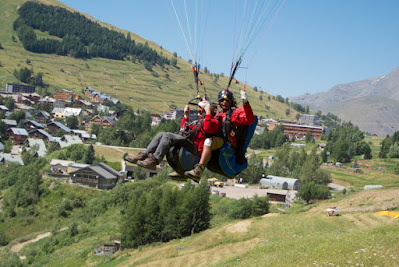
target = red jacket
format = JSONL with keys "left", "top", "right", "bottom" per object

{"left": 180, "top": 114, "right": 219, "bottom": 156}
{"left": 218, "top": 102, "right": 255, "bottom": 146}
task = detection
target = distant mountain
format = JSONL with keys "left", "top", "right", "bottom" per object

{"left": 290, "top": 67, "right": 399, "bottom": 136}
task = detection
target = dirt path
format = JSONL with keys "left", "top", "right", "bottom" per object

{"left": 10, "top": 227, "right": 68, "bottom": 259}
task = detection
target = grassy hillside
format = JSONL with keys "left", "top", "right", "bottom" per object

{"left": 0, "top": 0, "right": 297, "bottom": 119}
{"left": 1, "top": 138, "right": 399, "bottom": 266}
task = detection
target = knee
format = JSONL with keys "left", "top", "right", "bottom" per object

{"left": 204, "top": 138, "right": 213, "bottom": 147}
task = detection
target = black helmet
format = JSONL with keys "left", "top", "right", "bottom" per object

{"left": 218, "top": 90, "right": 234, "bottom": 101}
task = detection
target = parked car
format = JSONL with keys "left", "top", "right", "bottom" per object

{"left": 211, "top": 189, "right": 219, "bottom": 195}
{"left": 219, "top": 192, "right": 226, "bottom": 197}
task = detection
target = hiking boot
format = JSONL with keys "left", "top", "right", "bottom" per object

{"left": 137, "top": 154, "right": 157, "bottom": 170}
{"left": 167, "top": 171, "right": 187, "bottom": 182}
{"left": 184, "top": 164, "right": 204, "bottom": 183}
{"left": 125, "top": 152, "right": 147, "bottom": 164}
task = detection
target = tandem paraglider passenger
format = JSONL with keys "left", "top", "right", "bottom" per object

{"left": 124, "top": 101, "right": 219, "bottom": 177}
{"left": 184, "top": 89, "right": 255, "bottom": 180}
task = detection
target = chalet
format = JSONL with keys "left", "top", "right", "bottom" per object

{"left": 68, "top": 162, "right": 90, "bottom": 173}
{"left": 50, "top": 159, "right": 75, "bottom": 174}
{"left": 1, "top": 119, "right": 17, "bottom": 129}
{"left": 52, "top": 107, "right": 65, "bottom": 119}
{"left": 64, "top": 107, "right": 82, "bottom": 118}
{"left": 23, "top": 138, "right": 47, "bottom": 157}
{"left": 54, "top": 89, "right": 81, "bottom": 102}
{"left": 47, "top": 121, "right": 71, "bottom": 135}
{"left": 162, "top": 108, "right": 184, "bottom": 120}
{"left": 7, "top": 127, "right": 29, "bottom": 145}
{"left": 57, "top": 135, "right": 83, "bottom": 149}
{"left": 0, "top": 152, "right": 24, "bottom": 166}
{"left": 35, "top": 110, "right": 51, "bottom": 124}
{"left": 38, "top": 96, "right": 56, "bottom": 108}
{"left": 75, "top": 99, "right": 94, "bottom": 109}
{"left": 0, "top": 105, "right": 9, "bottom": 112}
{"left": 21, "top": 92, "right": 41, "bottom": 104}
{"left": 151, "top": 114, "right": 161, "bottom": 126}
{"left": 85, "top": 115, "right": 116, "bottom": 131}
{"left": 29, "top": 129, "right": 54, "bottom": 143}
{"left": 71, "top": 130, "right": 96, "bottom": 141}
{"left": 70, "top": 162, "right": 122, "bottom": 189}
{"left": 84, "top": 87, "right": 96, "bottom": 98}
{"left": 5, "top": 83, "right": 35, "bottom": 93}
{"left": 25, "top": 120, "right": 45, "bottom": 131}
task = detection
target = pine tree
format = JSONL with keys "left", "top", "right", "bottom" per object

{"left": 83, "top": 144, "right": 95, "bottom": 164}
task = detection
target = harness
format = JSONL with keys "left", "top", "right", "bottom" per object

{"left": 216, "top": 107, "right": 249, "bottom": 165}
{"left": 178, "top": 119, "right": 204, "bottom": 155}
{"left": 216, "top": 108, "right": 237, "bottom": 147}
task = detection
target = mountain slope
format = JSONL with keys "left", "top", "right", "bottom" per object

{"left": 0, "top": 0, "right": 298, "bottom": 120}
{"left": 290, "top": 67, "right": 399, "bottom": 136}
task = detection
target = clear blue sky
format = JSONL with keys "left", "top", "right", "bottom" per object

{"left": 60, "top": 0, "right": 399, "bottom": 97}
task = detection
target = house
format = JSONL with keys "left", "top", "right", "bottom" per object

{"left": 67, "top": 162, "right": 90, "bottom": 173}
{"left": 1, "top": 119, "right": 17, "bottom": 129}
{"left": 151, "top": 114, "right": 161, "bottom": 126}
{"left": 29, "top": 129, "right": 54, "bottom": 143}
{"left": 21, "top": 92, "right": 41, "bottom": 104}
{"left": 71, "top": 130, "right": 96, "bottom": 141}
{"left": 52, "top": 107, "right": 66, "bottom": 119}
{"left": 8, "top": 127, "right": 29, "bottom": 145}
{"left": 47, "top": 121, "right": 71, "bottom": 135}
{"left": 25, "top": 120, "right": 45, "bottom": 131}
{"left": 0, "top": 152, "right": 24, "bottom": 166}
{"left": 38, "top": 96, "right": 56, "bottom": 109}
{"left": 85, "top": 115, "right": 116, "bottom": 131}
{"left": 260, "top": 175, "right": 302, "bottom": 190}
{"left": 35, "top": 110, "right": 51, "bottom": 124}
{"left": 63, "top": 107, "right": 82, "bottom": 118}
{"left": 75, "top": 99, "right": 94, "bottom": 109}
{"left": 50, "top": 159, "right": 75, "bottom": 174}
{"left": 57, "top": 135, "right": 83, "bottom": 149}
{"left": 0, "top": 105, "right": 9, "bottom": 112}
{"left": 70, "top": 162, "right": 122, "bottom": 189}
{"left": 5, "top": 83, "right": 36, "bottom": 93}
{"left": 54, "top": 89, "right": 81, "bottom": 102}
{"left": 23, "top": 138, "right": 47, "bottom": 157}
{"left": 162, "top": 108, "right": 184, "bottom": 120}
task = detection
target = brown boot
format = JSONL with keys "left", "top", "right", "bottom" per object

{"left": 167, "top": 171, "right": 187, "bottom": 182}
{"left": 137, "top": 154, "right": 157, "bottom": 170}
{"left": 184, "top": 164, "right": 204, "bottom": 183}
{"left": 125, "top": 151, "right": 147, "bottom": 164}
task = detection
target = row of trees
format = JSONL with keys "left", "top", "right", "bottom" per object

{"left": 14, "top": 2, "right": 169, "bottom": 65}
{"left": 121, "top": 181, "right": 210, "bottom": 248}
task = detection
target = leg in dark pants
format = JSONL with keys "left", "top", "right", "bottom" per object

{"left": 152, "top": 132, "right": 186, "bottom": 162}
{"left": 145, "top": 132, "right": 186, "bottom": 163}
